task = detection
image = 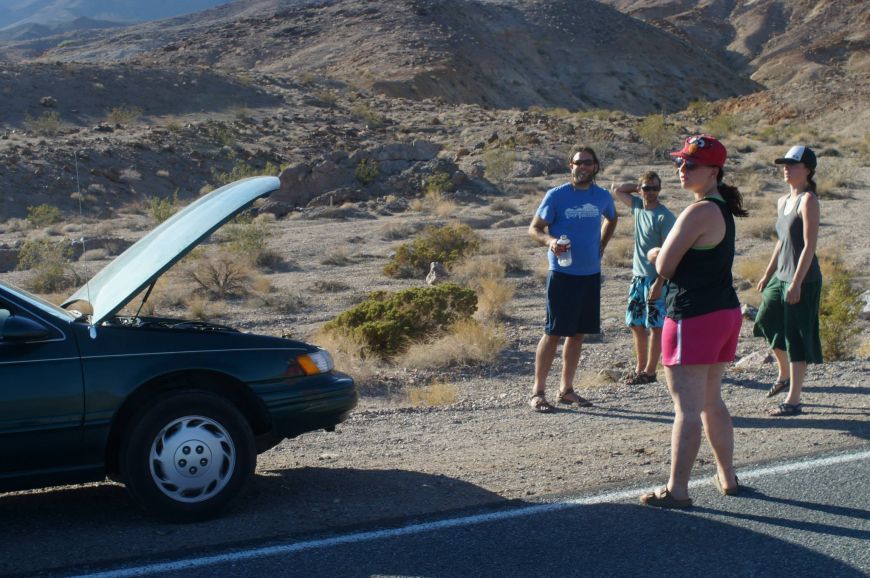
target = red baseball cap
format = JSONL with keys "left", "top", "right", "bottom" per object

{"left": 670, "top": 135, "right": 727, "bottom": 168}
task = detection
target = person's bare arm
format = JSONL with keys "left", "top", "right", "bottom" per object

{"left": 610, "top": 182, "right": 637, "bottom": 209}
{"left": 654, "top": 203, "right": 720, "bottom": 279}
{"left": 756, "top": 196, "right": 787, "bottom": 292}
{"left": 529, "top": 214, "right": 560, "bottom": 254}
{"left": 600, "top": 213, "right": 617, "bottom": 257}
{"left": 786, "top": 193, "right": 820, "bottom": 304}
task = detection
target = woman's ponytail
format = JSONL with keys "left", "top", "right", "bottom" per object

{"left": 716, "top": 169, "right": 748, "bottom": 217}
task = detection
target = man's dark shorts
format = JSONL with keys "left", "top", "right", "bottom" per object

{"left": 545, "top": 271, "right": 601, "bottom": 336}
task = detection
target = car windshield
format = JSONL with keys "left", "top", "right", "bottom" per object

{"left": 0, "top": 280, "right": 80, "bottom": 321}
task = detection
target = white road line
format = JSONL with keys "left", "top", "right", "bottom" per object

{"left": 72, "top": 449, "right": 870, "bottom": 578}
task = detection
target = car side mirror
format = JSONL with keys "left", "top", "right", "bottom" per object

{"left": 0, "top": 314, "right": 52, "bottom": 341}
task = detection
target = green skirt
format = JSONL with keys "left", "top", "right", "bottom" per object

{"left": 753, "top": 277, "right": 823, "bottom": 363}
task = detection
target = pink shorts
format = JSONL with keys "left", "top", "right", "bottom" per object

{"left": 662, "top": 307, "right": 742, "bottom": 366}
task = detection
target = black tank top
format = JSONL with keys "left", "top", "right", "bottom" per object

{"left": 665, "top": 197, "right": 739, "bottom": 320}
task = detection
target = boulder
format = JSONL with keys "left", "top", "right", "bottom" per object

{"left": 734, "top": 349, "right": 773, "bottom": 369}
{"left": 741, "top": 303, "right": 759, "bottom": 319}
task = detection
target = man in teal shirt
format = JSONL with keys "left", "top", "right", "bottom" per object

{"left": 611, "top": 171, "right": 676, "bottom": 384}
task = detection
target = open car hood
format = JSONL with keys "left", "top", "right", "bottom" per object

{"left": 63, "top": 176, "right": 280, "bottom": 326}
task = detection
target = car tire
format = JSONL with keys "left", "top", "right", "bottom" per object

{"left": 121, "top": 390, "right": 256, "bottom": 521}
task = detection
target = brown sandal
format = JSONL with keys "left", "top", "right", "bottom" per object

{"left": 766, "top": 378, "right": 790, "bottom": 398}
{"left": 556, "top": 388, "right": 593, "bottom": 407}
{"left": 639, "top": 487, "right": 693, "bottom": 509}
{"left": 713, "top": 474, "right": 740, "bottom": 496}
{"left": 529, "top": 392, "right": 554, "bottom": 413}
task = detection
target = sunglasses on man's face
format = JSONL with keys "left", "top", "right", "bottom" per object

{"left": 640, "top": 185, "right": 661, "bottom": 192}
{"left": 572, "top": 158, "right": 595, "bottom": 166}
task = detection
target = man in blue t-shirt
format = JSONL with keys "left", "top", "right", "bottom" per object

{"left": 611, "top": 172, "right": 676, "bottom": 386}
{"left": 527, "top": 146, "right": 618, "bottom": 412}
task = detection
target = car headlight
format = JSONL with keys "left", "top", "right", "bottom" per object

{"left": 296, "top": 349, "right": 334, "bottom": 375}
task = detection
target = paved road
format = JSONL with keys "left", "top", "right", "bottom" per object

{"left": 62, "top": 450, "right": 869, "bottom": 578}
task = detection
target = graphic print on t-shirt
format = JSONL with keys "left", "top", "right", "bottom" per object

{"left": 565, "top": 203, "right": 600, "bottom": 219}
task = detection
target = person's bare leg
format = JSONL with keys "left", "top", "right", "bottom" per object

{"left": 645, "top": 328, "right": 662, "bottom": 376}
{"left": 784, "top": 360, "right": 807, "bottom": 405}
{"left": 700, "top": 362, "right": 736, "bottom": 489}
{"left": 772, "top": 348, "right": 789, "bottom": 382}
{"left": 560, "top": 334, "right": 584, "bottom": 392}
{"left": 630, "top": 326, "right": 648, "bottom": 375}
{"left": 664, "top": 364, "right": 709, "bottom": 500}
{"left": 532, "top": 334, "right": 561, "bottom": 396}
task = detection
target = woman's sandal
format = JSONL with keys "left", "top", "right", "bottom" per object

{"left": 639, "top": 487, "right": 693, "bottom": 509}
{"left": 713, "top": 474, "right": 740, "bottom": 496}
{"left": 766, "top": 378, "right": 790, "bottom": 398}
{"left": 556, "top": 388, "right": 593, "bottom": 407}
{"left": 768, "top": 402, "right": 802, "bottom": 416}
{"left": 528, "top": 392, "right": 554, "bottom": 413}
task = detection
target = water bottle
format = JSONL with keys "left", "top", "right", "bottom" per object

{"left": 556, "top": 235, "right": 572, "bottom": 267}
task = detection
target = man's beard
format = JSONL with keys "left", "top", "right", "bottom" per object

{"left": 572, "top": 170, "right": 595, "bottom": 186}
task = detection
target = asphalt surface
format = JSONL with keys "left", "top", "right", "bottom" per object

{"left": 59, "top": 450, "right": 869, "bottom": 578}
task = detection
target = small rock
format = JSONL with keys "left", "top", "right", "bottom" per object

{"left": 859, "top": 290, "right": 870, "bottom": 320}
{"left": 741, "top": 303, "right": 758, "bottom": 319}
{"left": 425, "top": 261, "right": 448, "bottom": 285}
{"left": 40, "top": 96, "right": 57, "bottom": 108}
{"left": 734, "top": 349, "right": 773, "bottom": 369}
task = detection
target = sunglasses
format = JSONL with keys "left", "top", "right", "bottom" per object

{"left": 571, "top": 158, "right": 595, "bottom": 166}
{"left": 673, "top": 157, "right": 705, "bottom": 171}
{"left": 640, "top": 185, "right": 661, "bottom": 192}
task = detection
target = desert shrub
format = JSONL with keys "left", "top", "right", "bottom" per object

{"left": 637, "top": 114, "right": 679, "bottom": 158}
{"left": 686, "top": 99, "right": 713, "bottom": 118}
{"left": 26, "top": 204, "right": 62, "bottom": 227}
{"left": 738, "top": 216, "right": 777, "bottom": 240}
{"left": 483, "top": 147, "right": 516, "bottom": 183}
{"left": 354, "top": 158, "right": 379, "bottom": 185}
{"left": 16, "top": 238, "right": 76, "bottom": 293}
{"left": 189, "top": 252, "right": 252, "bottom": 298}
{"left": 384, "top": 223, "right": 481, "bottom": 278}
{"left": 313, "top": 89, "right": 339, "bottom": 106}
{"left": 323, "top": 283, "right": 477, "bottom": 359}
{"left": 425, "top": 172, "right": 454, "bottom": 195}
{"left": 320, "top": 246, "right": 354, "bottom": 266}
{"left": 489, "top": 198, "right": 520, "bottom": 215}
{"left": 350, "top": 102, "right": 388, "bottom": 129}
{"left": 186, "top": 296, "right": 226, "bottom": 321}
{"left": 817, "top": 158, "right": 858, "bottom": 197}
{"left": 263, "top": 292, "right": 308, "bottom": 314}
{"left": 212, "top": 160, "right": 281, "bottom": 187}
{"left": 818, "top": 257, "right": 862, "bottom": 360}
{"left": 223, "top": 222, "right": 281, "bottom": 269}
{"left": 733, "top": 255, "right": 768, "bottom": 283}
{"left": 407, "top": 381, "right": 458, "bottom": 407}
{"left": 148, "top": 190, "right": 179, "bottom": 224}
{"left": 313, "top": 279, "right": 350, "bottom": 292}
{"left": 602, "top": 237, "right": 634, "bottom": 268}
{"left": 704, "top": 112, "right": 741, "bottom": 137}
{"left": 24, "top": 111, "right": 61, "bottom": 136}
{"left": 379, "top": 222, "right": 418, "bottom": 240}
{"left": 105, "top": 104, "right": 143, "bottom": 125}
{"left": 398, "top": 319, "right": 507, "bottom": 369}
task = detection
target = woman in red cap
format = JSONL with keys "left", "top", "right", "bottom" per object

{"left": 753, "top": 145, "right": 822, "bottom": 416}
{"left": 642, "top": 135, "right": 747, "bottom": 508}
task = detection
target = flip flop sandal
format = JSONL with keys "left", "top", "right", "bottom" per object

{"left": 528, "top": 393, "right": 554, "bottom": 413}
{"left": 639, "top": 487, "right": 693, "bottom": 509}
{"left": 557, "top": 388, "right": 593, "bottom": 407}
{"left": 713, "top": 474, "right": 740, "bottom": 496}
{"left": 768, "top": 402, "right": 802, "bottom": 416}
{"left": 766, "top": 378, "right": 790, "bottom": 398}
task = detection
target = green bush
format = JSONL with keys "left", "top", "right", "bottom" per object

{"left": 425, "top": 171, "right": 455, "bottom": 195}
{"left": 16, "top": 238, "right": 75, "bottom": 293}
{"left": 384, "top": 223, "right": 480, "bottom": 278}
{"left": 637, "top": 114, "right": 679, "bottom": 158}
{"left": 350, "top": 103, "right": 388, "bottom": 129}
{"left": 105, "top": 104, "right": 143, "bottom": 125}
{"left": 148, "top": 190, "right": 178, "bottom": 224}
{"left": 24, "top": 111, "right": 61, "bottom": 136}
{"left": 704, "top": 112, "right": 741, "bottom": 137}
{"left": 354, "top": 158, "right": 379, "bottom": 185}
{"left": 26, "top": 204, "right": 62, "bottom": 227}
{"left": 323, "top": 283, "right": 477, "bottom": 358}
{"left": 819, "top": 260, "right": 862, "bottom": 360}
{"left": 212, "top": 160, "right": 281, "bottom": 187}
{"left": 483, "top": 147, "right": 516, "bottom": 183}
{"left": 224, "top": 222, "right": 281, "bottom": 269}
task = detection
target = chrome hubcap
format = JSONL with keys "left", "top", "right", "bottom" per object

{"left": 149, "top": 416, "right": 235, "bottom": 503}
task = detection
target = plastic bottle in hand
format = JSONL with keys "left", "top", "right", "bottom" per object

{"left": 556, "top": 235, "right": 572, "bottom": 267}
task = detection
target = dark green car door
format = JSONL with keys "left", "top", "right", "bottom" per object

{"left": 0, "top": 299, "right": 86, "bottom": 484}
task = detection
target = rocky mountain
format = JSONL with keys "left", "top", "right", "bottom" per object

{"left": 0, "top": 0, "right": 760, "bottom": 114}
{"left": 0, "top": 0, "right": 232, "bottom": 30}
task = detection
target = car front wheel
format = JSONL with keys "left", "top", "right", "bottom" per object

{"left": 121, "top": 391, "right": 256, "bottom": 521}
